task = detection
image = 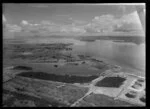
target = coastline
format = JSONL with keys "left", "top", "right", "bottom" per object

{"left": 92, "top": 56, "right": 145, "bottom": 77}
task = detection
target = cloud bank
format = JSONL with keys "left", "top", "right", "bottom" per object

{"left": 3, "top": 11, "right": 144, "bottom": 37}
{"left": 3, "top": 15, "right": 7, "bottom": 22}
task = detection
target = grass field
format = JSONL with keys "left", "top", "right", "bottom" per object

{"left": 81, "top": 93, "right": 135, "bottom": 107}
{"left": 3, "top": 76, "right": 89, "bottom": 106}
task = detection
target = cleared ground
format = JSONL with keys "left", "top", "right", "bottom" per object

{"left": 3, "top": 76, "right": 89, "bottom": 107}
{"left": 76, "top": 93, "right": 135, "bottom": 107}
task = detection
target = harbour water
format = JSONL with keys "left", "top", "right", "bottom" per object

{"left": 72, "top": 39, "right": 145, "bottom": 76}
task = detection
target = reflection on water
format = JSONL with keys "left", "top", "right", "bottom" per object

{"left": 73, "top": 40, "right": 145, "bottom": 72}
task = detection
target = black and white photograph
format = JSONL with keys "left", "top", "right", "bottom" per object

{"left": 3, "top": 3, "right": 145, "bottom": 107}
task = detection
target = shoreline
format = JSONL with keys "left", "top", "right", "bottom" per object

{"left": 92, "top": 56, "right": 145, "bottom": 77}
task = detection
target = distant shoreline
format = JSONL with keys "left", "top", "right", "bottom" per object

{"left": 3, "top": 35, "right": 145, "bottom": 45}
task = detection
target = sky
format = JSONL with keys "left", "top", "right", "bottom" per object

{"left": 3, "top": 3, "right": 145, "bottom": 38}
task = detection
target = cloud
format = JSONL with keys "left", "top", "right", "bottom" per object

{"left": 143, "top": 9, "right": 145, "bottom": 14}
{"left": 86, "top": 15, "right": 117, "bottom": 33}
{"left": 33, "top": 24, "right": 40, "bottom": 26}
{"left": 6, "top": 24, "right": 22, "bottom": 32}
{"left": 39, "top": 20, "right": 86, "bottom": 34}
{"left": 85, "top": 11, "right": 143, "bottom": 34}
{"left": 92, "top": 15, "right": 115, "bottom": 22}
{"left": 8, "top": 10, "right": 143, "bottom": 37}
{"left": 72, "top": 20, "right": 87, "bottom": 25}
{"left": 61, "top": 25, "right": 86, "bottom": 33}
{"left": 120, "top": 11, "right": 141, "bottom": 25}
{"left": 41, "top": 20, "right": 55, "bottom": 25}
{"left": 20, "top": 20, "right": 43, "bottom": 33}
{"left": 31, "top": 19, "right": 87, "bottom": 34}
{"left": 21, "top": 20, "right": 42, "bottom": 27}
{"left": 20, "top": 20, "right": 62, "bottom": 34}
{"left": 3, "top": 15, "right": 7, "bottom": 22}
{"left": 21, "top": 20, "right": 29, "bottom": 25}
{"left": 20, "top": 20, "right": 34, "bottom": 32}
{"left": 116, "top": 11, "right": 143, "bottom": 32}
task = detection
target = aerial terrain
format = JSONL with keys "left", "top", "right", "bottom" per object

{"left": 3, "top": 3, "right": 145, "bottom": 107}
{"left": 3, "top": 37, "right": 145, "bottom": 107}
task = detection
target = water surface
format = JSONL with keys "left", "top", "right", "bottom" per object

{"left": 72, "top": 39, "right": 145, "bottom": 76}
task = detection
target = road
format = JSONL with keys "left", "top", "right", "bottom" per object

{"left": 71, "top": 70, "right": 112, "bottom": 107}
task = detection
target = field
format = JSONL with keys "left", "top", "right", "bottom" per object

{"left": 3, "top": 76, "right": 89, "bottom": 107}
{"left": 95, "top": 76, "right": 126, "bottom": 88}
{"left": 3, "top": 89, "right": 58, "bottom": 107}
{"left": 17, "top": 71, "right": 98, "bottom": 83}
{"left": 76, "top": 93, "right": 135, "bottom": 107}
